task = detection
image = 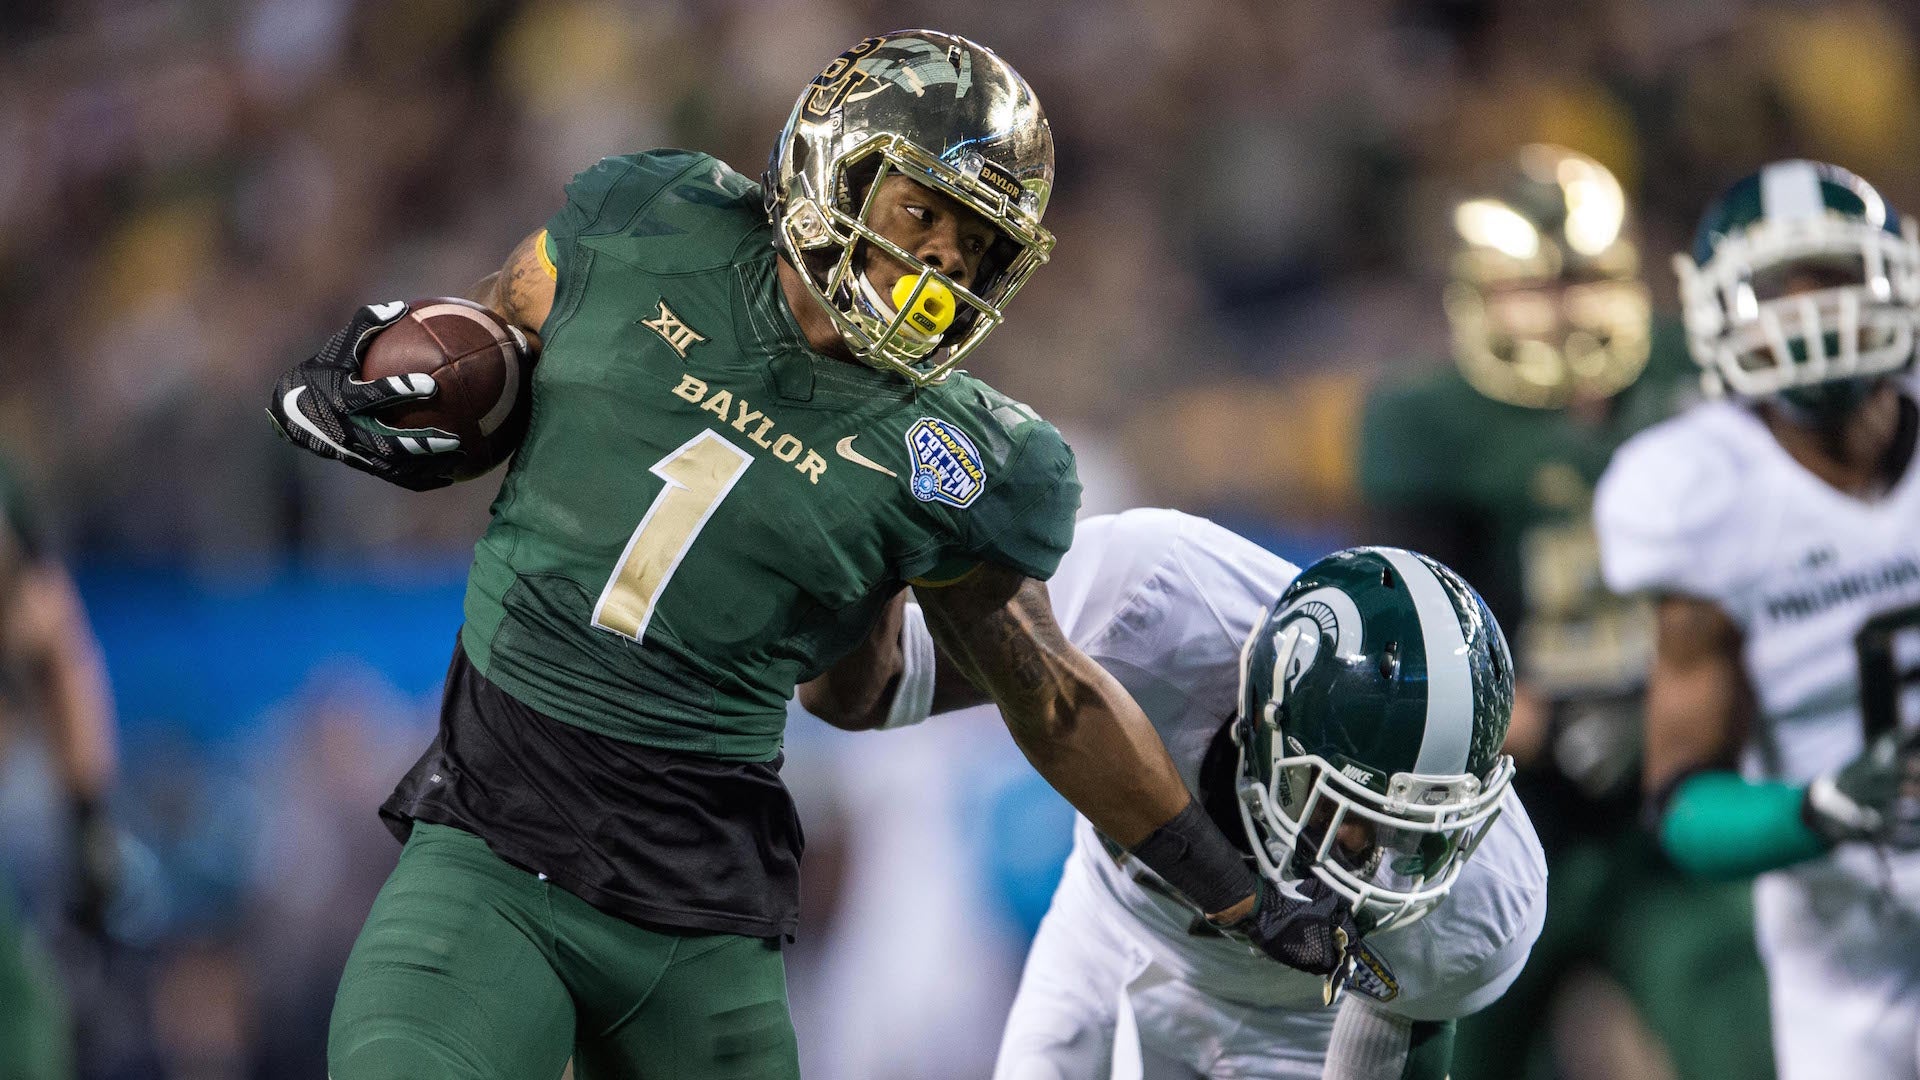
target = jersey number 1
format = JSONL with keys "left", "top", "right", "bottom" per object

{"left": 592, "top": 430, "right": 753, "bottom": 641}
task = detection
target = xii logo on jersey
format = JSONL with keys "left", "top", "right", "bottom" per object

{"left": 905, "top": 417, "right": 986, "bottom": 508}
{"left": 642, "top": 300, "right": 707, "bottom": 358}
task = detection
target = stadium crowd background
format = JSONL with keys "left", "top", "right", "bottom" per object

{"left": 0, "top": 0, "right": 1918, "bottom": 1076}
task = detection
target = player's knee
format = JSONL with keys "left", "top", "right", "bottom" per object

{"left": 330, "top": 1032, "right": 471, "bottom": 1080}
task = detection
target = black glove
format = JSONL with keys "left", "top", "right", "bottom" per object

{"left": 68, "top": 796, "right": 117, "bottom": 938}
{"left": 267, "top": 301, "right": 460, "bottom": 491}
{"left": 1229, "top": 876, "right": 1364, "bottom": 996}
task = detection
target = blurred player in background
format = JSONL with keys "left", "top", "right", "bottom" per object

{"left": 841, "top": 509, "right": 1545, "bottom": 1079}
{"left": 1597, "top": 159, "right": 1920, "bottom": 1080}
{"left": 0, "top": 454, "right": 120, "bottom": 1080}
{"left": 268, "top": 30, "right": 1321, "bottom": 1079}
{"left": 1359, "top": 145, "right": 1774, "bottom": 1080}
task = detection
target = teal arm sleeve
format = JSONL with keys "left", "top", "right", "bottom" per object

{"left": 1659, "top": 771, "right": 1830, "bottom": 879}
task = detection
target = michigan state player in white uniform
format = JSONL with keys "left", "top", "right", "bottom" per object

{"left": 1596, "top": 160, "right": 1920, "bottom": 1080}
{"left": 866, "top": 509, "right": 1546, "bottom": 1079}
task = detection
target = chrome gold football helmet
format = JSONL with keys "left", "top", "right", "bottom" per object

{"left": 1445, "top": 145, "right": 1651, "bottom": 408}
{"left": 765, "top": 31, "right": 1056, "bottom": 385}
{"left": 1234, "top": 547, "right": 1516, "bottom": 933}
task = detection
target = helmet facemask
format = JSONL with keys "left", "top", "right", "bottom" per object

{"left": 1679, "top": 202, "right": 1920, "bottom": 401}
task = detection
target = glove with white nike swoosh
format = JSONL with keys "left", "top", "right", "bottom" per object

{"left": 267, "top": 301, "right": 459, "bottom": 491}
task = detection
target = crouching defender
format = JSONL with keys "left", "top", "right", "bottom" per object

{"left": 816, "top": 509, "right": 1547, "bottom": 1079}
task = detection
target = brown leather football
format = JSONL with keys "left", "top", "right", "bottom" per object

{"left": 358, "top": 298, "right": 533, "bottom": 481}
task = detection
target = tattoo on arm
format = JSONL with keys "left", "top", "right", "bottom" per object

{"left": 469, "top": 229, "right": 555, "bottom": 340}
{"left": 917, "top": 565, "right": 1065, "bottom": 737}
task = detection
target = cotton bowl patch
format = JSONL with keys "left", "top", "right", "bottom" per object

{"left": 905, "top": 417, "right": 986, "bottom": 508}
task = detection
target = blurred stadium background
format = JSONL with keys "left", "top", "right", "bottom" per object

{"left": 2, "top": 0, "right": 1918, "bottom": 1076}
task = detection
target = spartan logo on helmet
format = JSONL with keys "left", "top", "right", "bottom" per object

{"left": 764, "top": 30, "right": 1056, "bottom": 386}
{"left": 1233, "top": 547, "right": 1517, "bottom": 933}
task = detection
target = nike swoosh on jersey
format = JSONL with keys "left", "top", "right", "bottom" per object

{"left": 836, "top": 435, "right": 897, "bottom": 477}
{"left": 281, "top": 386, "right": 377, "bottom": 468}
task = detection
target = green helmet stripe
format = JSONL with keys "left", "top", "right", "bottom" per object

{"left": 1377, "top": 548, "right": 1474, "bottom": 774}
{"left": 1759, "top": 161, "right": 1824, "bottom": 222}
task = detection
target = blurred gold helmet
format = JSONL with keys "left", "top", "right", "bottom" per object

{"left": 1444, "top": 145, "right": 1651, "bottom": 409}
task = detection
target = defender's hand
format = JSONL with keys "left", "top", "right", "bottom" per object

{"left": 267, "top": 301, "right": 457, "bottom": 491}
{"left": 1222, "top": 876, "right": 1364, "bottom": 986}
{"left": 1804, "top": 727, "right": 1920, "bottom": 846}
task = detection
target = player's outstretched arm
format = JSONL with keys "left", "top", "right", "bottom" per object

{"left": 916, "top": 564, "right": 1196, "bottom": 846}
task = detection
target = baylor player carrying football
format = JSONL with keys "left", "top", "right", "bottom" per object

{"left": 1358, "top": 146, "right": 1773, "bottom": 1080}
{"left": 269, "top": 31, "right": 1319, "bottom": 1079}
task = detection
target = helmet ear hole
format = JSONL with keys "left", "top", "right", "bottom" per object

{"left": 1379, "top": 641, "right": 1400, "bottom": 680}
{"left": 1380, "top": 566, "right": 1396, "bottom": 589}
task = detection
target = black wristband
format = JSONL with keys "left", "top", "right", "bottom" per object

{"left": 1126, "top": 799, "right": 1259, "bottom": 916}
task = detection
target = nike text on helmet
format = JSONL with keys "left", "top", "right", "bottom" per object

{"left": 1233, "top": 547, "right": 1517, "bottom": 934}
{"left": 764, "top": 30, "right": 1055, "bottom": 386}
{"left": 1677, "top": 159, "right": 1920, "bottom": 401}
{"left": 1445, "top": 145, "right": 1651, "bottom": 409}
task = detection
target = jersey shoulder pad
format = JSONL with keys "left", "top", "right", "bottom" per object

{"left": 918, "top": 376, "right": 1081, "bottom": 581}
{"left": 1368, "top": 790, "right": 1548, "bottom": 1021}
{"left": 1358, "top": 368, "right": 1483, "bottom": 503}
{"left": 545, "top": 150, "right": 766, "bottom": 274}
{"left": 1594, "top": 402, "right": 1762, "bottom": 599}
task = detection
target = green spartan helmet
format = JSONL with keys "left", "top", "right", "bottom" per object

{"left": 1234, "top": 547, "right": 1516, "bottom": 933}
{"left": 1677, "top": 159, "right": 1920, "bottom": 420}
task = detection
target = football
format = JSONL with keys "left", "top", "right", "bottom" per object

{"left": 358, "top": 297, "right": 534, "bottom": 481}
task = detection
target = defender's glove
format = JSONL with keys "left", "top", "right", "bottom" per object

{"left": 267, "top": 301, "right": 458, "bottom": 491}
{"left": 1803, "top": 727, "right": 1920, "bottom": 847}
{"left": 1227, "top": 876, "right": 1365, "bottom": 998}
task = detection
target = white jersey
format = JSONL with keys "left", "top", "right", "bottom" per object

{"left": 1041, "top": 509, "right": 1548, "bottom": 1020}
{"left": 1595, "top": 390, "right": 1920, "bottom": 1080}
{"left": 1596, "top": 391, "right": 1920, "bottom": 786}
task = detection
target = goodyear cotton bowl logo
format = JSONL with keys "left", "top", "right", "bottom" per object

{"left": 905, "top": 417, "right": 986, "bottom": 508}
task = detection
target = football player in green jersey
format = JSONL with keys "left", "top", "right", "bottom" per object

{"left": 270, "top": 31, "right": 1329, "bottom": 1080}
{"left": 0, "top": 454, "right": 120, "bottom": 1080}
{"left": 1357, "top": 145, "right": 1774, "bottom": 1080}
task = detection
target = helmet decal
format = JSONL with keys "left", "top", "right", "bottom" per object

{"left": 1371, "top": 548, "right": 1475, "bottom": 776}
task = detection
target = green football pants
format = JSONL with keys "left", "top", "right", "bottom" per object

{"left": 328, "top": 823, "right": 798, "bottom": 1080}
{"left": 0, "top": 881, "right": 71, "bottom": 1080}
{"left": 1450, "top": 829, "right": 1774, "bottom": 1080}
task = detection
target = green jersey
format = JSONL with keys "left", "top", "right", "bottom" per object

{"left": 460, "top": 150, "right": 1080, "bottom": 762}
